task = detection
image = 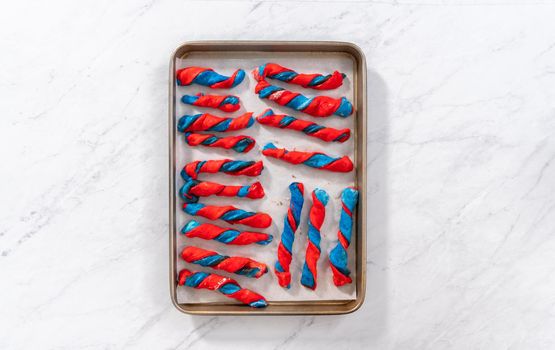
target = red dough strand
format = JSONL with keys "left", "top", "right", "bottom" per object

{"left": 181, "top": 93, "right": 240, "bottom": 112}
{"left": 184, "top": 132, "right": 255, "bottom": 153}
{"left": 275, "top": 182, "right": 304, "bottom": 288}
{"left": 178, "top": 112, "right": 253, "bottom": 133}
{"left": 182, "top": 203, "right": 272, "bottom": 228}
{"left": 182, "top": 220, "right": 273, "bottom": 246}
{"left": 181, "top": 246, "right": 268, "bottom": 278}
{"left": 254, "top": 63, "right": 345, "bottom": 90}
{"left": 181, "top": 159, "right": 264, "bottom": 180}
{"left": 256, "top": 109, "right": 350, "bottom": 143}
{"left": 190, "top": 181, "right": 264, "bottom": 199}
{"left": 254, "top": 79, "right": 353, "bottom": 118}
{"left": 300, "top": 189, "right": 329, "bottom": 290}
{"left": 262, "top": 143, "right": 353, "bottom": 173}
{"left": 178, "top": 269, "right": 267, "bottom": 308}
{"left": 176, "top": 67, "right": 245, "bottom": 89}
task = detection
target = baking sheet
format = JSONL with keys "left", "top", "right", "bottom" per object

{"left": 175, "top": 52, "right": 356, "bottom": 303}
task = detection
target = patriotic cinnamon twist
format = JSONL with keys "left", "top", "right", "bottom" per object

{"left": 262, "top": 143, "right": 354, "bottom": 173}
{"left": 182, "top": 220, "right": 273, "bottom": 245}
{"left": 254, "top": 79, "right": 353, "bottom": 118}
{"left": 300, "top": 188, "right": 329, "bottom": 290}
{"left": 256, "top": 109, "right": 351, "bottom": 143}
{"left": 181, "top": 246, "right": 268, "bottom": 278}
{"left": 178, "top": 269, "right": 267, "bottom": 308}
{"left": 182, "top": 203, "right": 272, "bottom": 228}
{"left": 181, "top": 159, "right": 263, "bottom": 180}
{"left": 275, "top": 182, "right": 304, "bottom": 289}
{"left": 184, "top": 132, "right": 255, "bottom": 153}
{"left": 181, "top": 93, "right": 240, "bottom": 112}
{"left": 329, "top": 187, "right": 359, "bottom": 286}
{"left": 179, "top": 179, "right": 265, "bottom": 203}
{"left": 254, "top": 63, "right": 346, "bottom": 90}
{"left": 176, "top": 67, "right": 245, "bottom": 89}
{"left": 177, "top": 112, "right": 254, "bottom": 133}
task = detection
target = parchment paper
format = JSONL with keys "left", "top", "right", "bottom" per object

{"left": 175, "top": 52, "right": 357, "bottom": 303}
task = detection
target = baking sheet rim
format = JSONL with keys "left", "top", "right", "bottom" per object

{"left": 168, "top": 40, "right": 367, "bottom": 315}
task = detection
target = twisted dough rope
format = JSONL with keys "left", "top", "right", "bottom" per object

{"left": 184, "top": 132, "right": 255, "bottom": 153}
{"left": 275, "top": 182, "right": 304, "bottom": 288}
{"left": 256, "top": 109, "right": 350, "bottom": 143}
{"left": 176, "top": 67, "right": 245, "bottom": 89}
{"left": 300, "top": 188, "right": 329, "bottom": 290}
{"left": 254, "top": 79, "right": 353, "bottom": 118}
{"left": 178, "top": 269, "right": 267, "bottom": 308}
{"left": 181, "top": 246, "right": 268, "bottom": 278}
{"left": 178, "top": 112, "right": 254, "bottom": 133}
{"left": 179, "top": 179, "right": 265, "bottom": 203}
{"left": 182, "top": 203, "right": 272, "bottom": 228}
{"left": 329, "top": 187, "right": 359, "bottom": 286}
{"left": 181, "top": 93, "right": 240, "bottom": 112}
{"left": 182, "top": 220, "right": 273, "bottom": 245}
{"left": 181, "top": 159, "right": 264, "bottom": 181}
{"left": 253, "top": 63, "right": 346, "bottom": 90}
{"left": 262, "top": 143, "right": 353, "bottom": 173}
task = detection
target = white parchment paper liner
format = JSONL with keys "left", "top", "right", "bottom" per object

{"left": 175, "top": 52, "right": 357, "bottom": 303}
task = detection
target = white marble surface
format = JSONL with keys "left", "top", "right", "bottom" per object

{"left": 1, "top": 0, "right": 555, "bottom": 349}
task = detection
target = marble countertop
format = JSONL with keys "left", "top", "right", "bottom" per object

{"left": 2, "top": 1, "right": 555, "bottom": 349}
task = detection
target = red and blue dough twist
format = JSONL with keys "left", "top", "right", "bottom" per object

{"left": 178, "top": 112, "right": 254, "bottom": 133}
{"left": 181, "top": 93, "right": 240, "bottom": 112}
{"left": 254, "top": 79, "right": 353, "bottom": 118}
{"left": 181, "top": 159, "right": 263, "bottom": 181}
{"left": 300, "top": 188, "right": 329, "bottom": 290}
{"left": 254, "top": 63, "right": 346, "bottom": 90}
{"left": 262, "top": 143, "right": 354, "bottom": 173}
{"left": 178, "top": 268, "right": 267, "bottom": 308}
{"left": 179, "top": 179, "right": 265, "bottom": 203}
{"left": 182, "top": 246, "right": 268, "bottom": 278}
{"left": 182, "top": 220, "right": 273, "bottom": 245}
{"left": 329, "top": 187, "right": 359, "bottom": 286}
{"left": 275, "top": 182, "right": 304, "bottom": 289}
{"left": 182, "top": 203, "right": 272, "bottom": 228}
{"left": 184, "top": 132, "right": 255, "bottom": 153}
{"left": 256, "top": 109, "right": 350, "bottom": 143}
{"left": 176, "top": 67, "right": 245, "bottom": 89}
